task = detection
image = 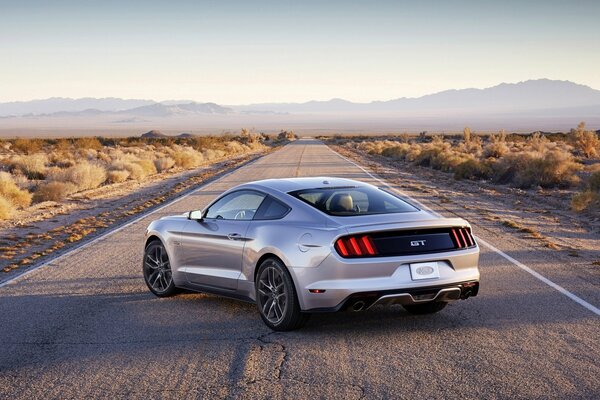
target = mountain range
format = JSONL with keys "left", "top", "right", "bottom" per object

{"left": 0, "top": 79, "right": 599, "bottom": 133}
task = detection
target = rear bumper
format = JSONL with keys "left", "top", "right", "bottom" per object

{"left": 291, "top": 246, "right": 480, "bottom": 311}
{"left": 320, "top": 281, "right": 480, "bottom": 312}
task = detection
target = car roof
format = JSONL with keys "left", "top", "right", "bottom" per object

{"left": 246, "top": 177, "right": 369, "bottom": 193}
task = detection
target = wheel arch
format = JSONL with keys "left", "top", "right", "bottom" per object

{"left": 253, "top": 252, "right": 306, "bottom": 310}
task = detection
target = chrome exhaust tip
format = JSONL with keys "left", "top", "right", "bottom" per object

{"left": 352, "top": 301, "right": 365, "bottom": 312}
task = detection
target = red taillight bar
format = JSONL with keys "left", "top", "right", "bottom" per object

{"left": 335, "top": 235, "right": 378, "bottom": 258}
{"left": 451, "top": 228, "right": 463, "bottom": 248}
{"left": 452, "top": 227, "right": 475, "bottom": 248}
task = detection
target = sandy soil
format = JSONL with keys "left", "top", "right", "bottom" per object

{"left": 332, "top": 144, "right": 600, "bottom": 284}
{"left": 0, "top": 149, "right": 272, "bottom": 276}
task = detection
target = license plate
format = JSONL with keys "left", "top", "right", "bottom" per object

{"left": 409, "top": 262, "right": 440, "bottom": 280}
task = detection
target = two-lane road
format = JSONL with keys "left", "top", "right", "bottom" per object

{"left": 1, "top": 140, "right": 598, "bottom": 399}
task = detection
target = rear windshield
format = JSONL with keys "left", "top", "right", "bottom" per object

{"left": 289, "top": 186, "right": 418, "bottom": 216}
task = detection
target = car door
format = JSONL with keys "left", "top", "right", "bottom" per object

{"left": 181, "top": 190, "right": 266, "bottom": 290}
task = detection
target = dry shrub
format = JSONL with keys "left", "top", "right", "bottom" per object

{"left": 6, "top": 154, "right": 48, "bottom": 179}
{"left": 172, "top": 150, "right": 203, "bottom": 168}
{"left": 49, "top": 162, "right": 107, "bottom": 190}
{"left": 107, "top": 170, "right": 130, "bottom": 183}
{"left": 12, "top": 138, "right": 42, "bottom": 154}
{"left": 571, "top": 191, "right": 600, "bottom": 212}
{"left": 203, "top": 148, "right": 226, "bottom": 161}
{"left": 454, "top": 159, "right": 492, "bottom": 180}
{"left": 74, "top": 137, "right": 103, "bottom": 151}
{"left": 0, "top": 196, "right": 15, "bottom": 219}
{"left": 110, "top": 160, "right": 143, "bottom": 181}
{"left": 484, "top": 131, "right": 509, "bottom": 158}
{"left": 154, "top": 157, "right": 175, "bottom": 172}
{"left": 463, "top": 127, "right": 471, "bottom": 143}
{"left": 135, "top": 159, "right": 157, "bottom": 177}
{"left": 0, "top": 172, "right": 32, "bottom": 208}
{"left": 590, "top": 171, "right": 600, "bottom": 191}
{"left": 570, "top": 122, "right": 599, "bottom": 158}
{"left": 33, "top": 181, "right": 77, "bottom": 202}
{"left": 494, "top": 150, "right": 581, "bottom": 188}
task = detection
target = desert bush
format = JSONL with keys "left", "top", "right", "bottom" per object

{"left": 463, "top": 127, "right": 471, "bottom": 143}
{"left": 110, "top": 160, "right": 144, "bottom": 181}
{"left": 74, "top": 137, "right": 103, "bottom": 151}
{"left": 494, "top": 149, "right": 581, "bottom": 188}
{"left": 0, "top": 172, "right": 32, "bottom": 208}
{"left": 154, "top": 157, "right": 175, "bottom": 172}
{"left": 5, "top": 154, "right": 48, "bottom": 179}
{"left": 135, "top": 159, "right": 157, "bottom": 176}
{"left": 171, "top": 149, "right": 203, "bottom": 168}
{"left": 49, "top": 162, "right": 107, "bottom": 191}
{"left": 570, "top": 122, "right": 599, "bottom": 158}
{"left": 0, "top": 196, "right": 15, "bottom": 219}
{"left": 11, "top": 138, "right": 43, "bottom": 154}
{"left": 454, "top": 159, "right": 492, "bottom": 180}
{"left": 571, "top": 170, "right": 600, "bottom": 212}
{"left": 277, "top": 130, "right": 296, "bottom": 141}
{"left": 33, "top": 181, "right": 77, "bottom": 202}
{"left": 106, "top": 170, "right": 130, "bottom": 183}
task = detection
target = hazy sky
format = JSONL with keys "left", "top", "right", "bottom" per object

{"left": 1, "top": 0, "right": 599, "bottom": 104}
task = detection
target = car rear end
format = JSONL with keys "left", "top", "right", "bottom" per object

{"left": 294, "top": 217, "right": 480, "bottom": 312}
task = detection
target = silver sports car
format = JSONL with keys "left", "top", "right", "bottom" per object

{"left": 143, "top": 177, "right": 480, "bottom": 330}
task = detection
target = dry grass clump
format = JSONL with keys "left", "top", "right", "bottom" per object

{"left": 74, "top": 137, "right": 103, "bottom": 151}
{"left": 0, "top": 172, "right": 32, "bottom": 208}
{"left": 107, "top": 170, "right": 130, "bottom": 183}
{"left": 4, "top": 154, "right": 48, "bottom": 179}
{"left": 154, "top": 157, "right": 175, "bottom": 172}
{"left": 0, "top": 172, "right": 32, "bottom": 219}
{"left": 48, "top": 162, "right": 107, "bottom": 191}
{"left": 0, "top": 196, "right": 14, "bottom": 219}
{"left": 572, "top": 170, "right": 600, "bottom": 212}
{"left": 570, "top": 122, "right": 599, "bottom": 158}
{"left": 11, "top": 138, "right": 43, "bottom": 154}
{"left": 33, "top": 181, "right": 77, "bottom": 202}
{"left": 171, "top": 149, "right": 204, "bottom": 168}
{"left": 494, "top": 148, "right": 581, "bottom": 188}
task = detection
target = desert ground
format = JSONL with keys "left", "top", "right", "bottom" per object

{"left": 0, "top": 138, "right": 598, "bottom": 399}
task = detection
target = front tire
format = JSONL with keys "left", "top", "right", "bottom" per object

{"left": 255, "top": 257, "right": 309, "bottom": 331}
{"left": 403, "top": 301, "right": 447, "bottom": 315}
{"left": 143, "top": 240, "right": 178, "bottom": 297}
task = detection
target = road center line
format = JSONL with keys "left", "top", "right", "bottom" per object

{"left": 327, "top": 144, "right": 600, "bottom": 317}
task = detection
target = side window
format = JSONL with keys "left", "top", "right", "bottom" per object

{"left": 205, "top": 191, "right": 266, "bottom": 220}
{"left": 254, "top": 197, "right": 291, "bottom": 220}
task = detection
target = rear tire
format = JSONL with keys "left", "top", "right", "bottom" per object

{"left": 403, "top": 301, "right": 447, "bottom": 315}
{"left": 255, "top": 257, "right": 310, "bottom": 331}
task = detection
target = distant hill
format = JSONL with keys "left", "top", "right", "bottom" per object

{"left": 1, "top": 79, "right": 599, "bottom": 133}
{"left": 141, "top": 130, "right": 167, "bottom": 138}
{"left": 0, "top": 97, "right": 155, "bottom": 116}
{"left": 141, "top": 130, "right": 196, "bottom": 138}
{"left": 124, "top": 102, "right": 232, "bottom": 117}
{"left": 235, "top": 79, "right": 600, "bottom": 114}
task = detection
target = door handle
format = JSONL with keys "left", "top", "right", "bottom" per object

{"left": 227, "top": 233, "right": 242, "bottom": 240}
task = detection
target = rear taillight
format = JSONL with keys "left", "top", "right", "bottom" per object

{"left": 335, "top": 235, "right": 378, "bottom": 258}
{"left": 451, "top": 227, "right": 475, "bottom": 248}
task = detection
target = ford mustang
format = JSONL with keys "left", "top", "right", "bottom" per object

{"left": 143, "top": 177, "right": 480, "bottom": 330}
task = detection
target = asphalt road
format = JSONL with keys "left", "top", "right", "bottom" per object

{"left": 1, "top": 140, "right": 598, "bottom": 399}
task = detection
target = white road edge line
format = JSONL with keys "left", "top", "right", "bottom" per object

{"left": 328, "top": 144, "right": 600, "bottom": 317}
{"left": 0, "top": 155, "right": 263, "bottom": 289}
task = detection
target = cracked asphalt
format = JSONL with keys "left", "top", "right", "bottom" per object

{"left": 1, "top": 139, "right": 599, "bottom": 399}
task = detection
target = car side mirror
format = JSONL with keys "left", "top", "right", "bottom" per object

{"left": 188, "top": 210, "right": 204, "bottom": 221}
